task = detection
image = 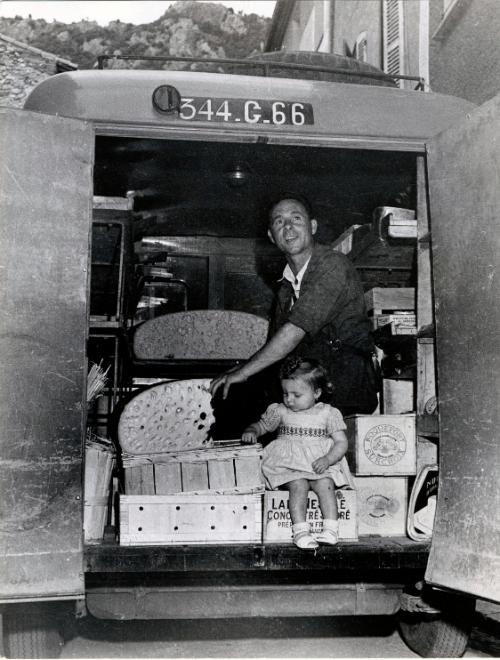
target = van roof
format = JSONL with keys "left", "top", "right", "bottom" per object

{"left": 24, "top": 69, "right": 475, "bottom": 148}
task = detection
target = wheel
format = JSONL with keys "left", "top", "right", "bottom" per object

{"left": 3, "top": 608, "right": 65, "bottom": 659}
{"left": 398, "top": 610, "right": 473, "bottom": 657}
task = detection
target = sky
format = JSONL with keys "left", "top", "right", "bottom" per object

{"left": 0, "top": 0, "right": 276, "bottom": 24}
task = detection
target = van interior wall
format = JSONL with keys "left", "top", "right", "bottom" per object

{"left": 91, "top": 137, "right": 418, "bottom": 440}
{"left": 93, "top": 136, "right": 417, "bottom": 310}
{"left": 94, "top": 136, "right": 416, "bottom": 242}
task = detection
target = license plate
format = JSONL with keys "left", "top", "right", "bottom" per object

{"left": 179, "top": 97, "right": 314, "bottom": 126}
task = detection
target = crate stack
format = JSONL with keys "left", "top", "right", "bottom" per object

{"left": 366, "top": 287, "right": 416, "bottom": 416}
{"left": 117, "top": 378, "right": 263, "bottom": 545}
{"left": 344, "top": 414, "right": 415, "bottom": 536}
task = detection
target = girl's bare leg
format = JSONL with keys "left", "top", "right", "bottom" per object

{"left": 310, "top": 477, "right": 338, "bottom": 519}
{"left": 285, "top": 479, "right": 318, "bottom": 549}
{"left": 285, "top": 478, "right": 310, "bottom": 524}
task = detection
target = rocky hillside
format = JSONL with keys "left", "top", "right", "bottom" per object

{"left": 0, "top": 1, "right": 271, "bottom": 70}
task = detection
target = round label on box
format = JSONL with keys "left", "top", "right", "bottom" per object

{"left": 363, "top": 494, "right": 400, "bottom": 526}
{"left": 363, "top": 424, "right": 406, "bottom": 465}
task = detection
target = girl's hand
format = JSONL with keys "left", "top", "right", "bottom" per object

{"left": 312, "top": 455, "right": 331, "bottom": 474}
{"left": 241, "top": 430, "right": 258, "bottom": 444}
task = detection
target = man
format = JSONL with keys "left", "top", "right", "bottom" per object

{"left": 210, "top": 195, "right": 378, "bottom": 416}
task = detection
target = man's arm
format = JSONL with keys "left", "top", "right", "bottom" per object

{"left": 210, "top": 322, "right": 305, "bottom": 399}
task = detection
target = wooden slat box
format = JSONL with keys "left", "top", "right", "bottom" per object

{"left": 264, "top": 489, "right": 357, "bottom": 542}
{"left": 120, "top": 494, "right": 262, "bottom": 545}
{"left": 123, "top": 442, "right": 264, "bottom": 496}
{"left": 365, "top": 287, "right": 415, "bottom": 316}
{"left": 345, "top": 414, "right": 416, "bottom": 476}
{"left": 353, "top": 476, "right": 408, "bottom": 536}
{"left": 84, "top": 436, "right": 115, "bottom": 543}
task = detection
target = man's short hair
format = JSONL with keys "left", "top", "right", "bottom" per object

{"left": 268, "top": 193, "right": 314, "bottom": 223}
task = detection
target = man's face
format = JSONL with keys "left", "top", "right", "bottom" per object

{"left": 268, "top": 199, "right": 317, "bottom": 258}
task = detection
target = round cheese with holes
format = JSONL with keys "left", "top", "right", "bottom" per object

{"left": 133, "top": 310, "right": 269, "bottom": 360}
{"left": 118, "top": 379, "right": 215, "bottom": 455}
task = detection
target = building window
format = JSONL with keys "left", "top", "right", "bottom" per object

{"left": 383, "top": 0, "right": 405, "bottom": 87}
{"left": 354, "top": 31, "right": 368, "bottom": 62}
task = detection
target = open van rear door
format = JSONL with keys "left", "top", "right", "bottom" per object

{"left": 0, "top": 108, "right": 93, "bottom": 600}
{"left": 425, "top": 94, "right": 500, "bottom": 602}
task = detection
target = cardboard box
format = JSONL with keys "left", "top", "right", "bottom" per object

{"left": 120, "top": 493, "right": 262, "bottom": 545}
{"left": 382, "top": 379, "right": 415, "bottom": 414}
{"left": 263, "top": 489, "right": 357, "bottom": 542}
{"left": 345, "top": 414, "right": 416, "bottom": 475}
{"left": 353, "top": 476, "right": 408, "bottom": 536}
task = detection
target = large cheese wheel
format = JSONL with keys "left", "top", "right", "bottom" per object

{"left": 118, "top": 379, "right": 215, "bottom": 454}
{"left": 133, "top": 310, "right": 269, "bottom": 360}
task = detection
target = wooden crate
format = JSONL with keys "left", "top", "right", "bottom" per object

{"left": 365, "top": 287, "right": 415, "bottom": 316}
{"left": 345, "top": 414, "right": 416, "bottom": 476}
{"left": 123, "top": 442, "right": 264, "bottom": 495}
{"left": 119, "top": 494, "right": 262, "bottom": 545}
{"left": 353, "top": 476, "right": 408, "bottom": 536}
{"left": 263, "top": 489, "right": 357, "bottom": 542}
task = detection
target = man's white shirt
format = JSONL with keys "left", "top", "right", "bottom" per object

{"left": 282, "top": 257, "right": 311, "bottom": 305}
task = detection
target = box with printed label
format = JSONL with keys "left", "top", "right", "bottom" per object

{"left": 263, "top": 489, "right": 357, "bottom": 542}
{"left": 353, "top": 476, "right": 408, "bottom": 536}
{"left": 345, "top": 414, "right": 416, "bottom": 476}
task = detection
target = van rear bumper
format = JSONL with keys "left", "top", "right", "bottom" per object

{"left": 84, "top": 538, "right": 429, "bottom": 619}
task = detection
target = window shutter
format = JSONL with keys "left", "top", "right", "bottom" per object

{"left": 383, "top": 0, "right": 404, "bottom": 86}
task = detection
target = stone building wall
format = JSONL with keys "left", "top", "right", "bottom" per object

{"left": 0, "top": 33, "right": 76, "bottom": 108}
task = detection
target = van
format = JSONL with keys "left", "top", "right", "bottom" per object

{"left": 0, "top": 54, "right": 498, "bottom": 658}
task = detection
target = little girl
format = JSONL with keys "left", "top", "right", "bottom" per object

{"left": 242, "top": 356, "right": 351, "bottom": 549}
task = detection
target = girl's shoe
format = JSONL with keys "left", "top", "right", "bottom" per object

{"left": 315, "top": 528, "right": 338, "bottom": 545}
{"left": 293, "top": 530, "right": 319, "bottom": 549}
{"left": 292, "top": 522, "right": 319, "bottom": 549}
{"left": 316, "top": 519, "right": 339, "bottom": 545}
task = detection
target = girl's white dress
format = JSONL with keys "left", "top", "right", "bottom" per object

{"left": 259, "top": 402, "right": 353, "bottom": 489}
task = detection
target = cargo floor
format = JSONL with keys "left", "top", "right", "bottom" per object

{"left": 85, "top": 537, "right": 429, "bottom": 574}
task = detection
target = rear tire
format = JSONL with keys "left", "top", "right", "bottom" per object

{"left": 398, "top": 610, "right": 473, "bottom": 657}
{"left": 3, "top": 608, "right": 65, "bottom": 659}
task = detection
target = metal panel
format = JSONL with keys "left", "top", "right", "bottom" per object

{"left": 0, "top": 108, "right": 93, "bottom": 600}
{"left": 24, "top": 70, "right": 474, "bottom": 147}
{"left": 426, "top": 94, "right": 500, "bottom": 601}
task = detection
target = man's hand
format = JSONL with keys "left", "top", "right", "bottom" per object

{"left": 210, "top": 367, "right": 247, "bottom": 399}
{"left": 210, "top": 322, "right": 305, "bottom": 400}
{"left": 312, "top": 455, "right": 331, "bottom": 474}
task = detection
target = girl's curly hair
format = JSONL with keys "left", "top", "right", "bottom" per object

{"left": 279, "top": 356, "right": 334, "bottom": 396}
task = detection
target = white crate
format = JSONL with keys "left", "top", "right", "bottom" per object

{"left": 119, "top": 494, "right": 262, "bottom": 545}
{"left": 263, "top": 489, "right": 357, "bottom": 542}
{"left": 353, "top": 476, "right": 408, "bottom": 536}
{"left": 345, "top": 414, "right": 416, "bottom": 475}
